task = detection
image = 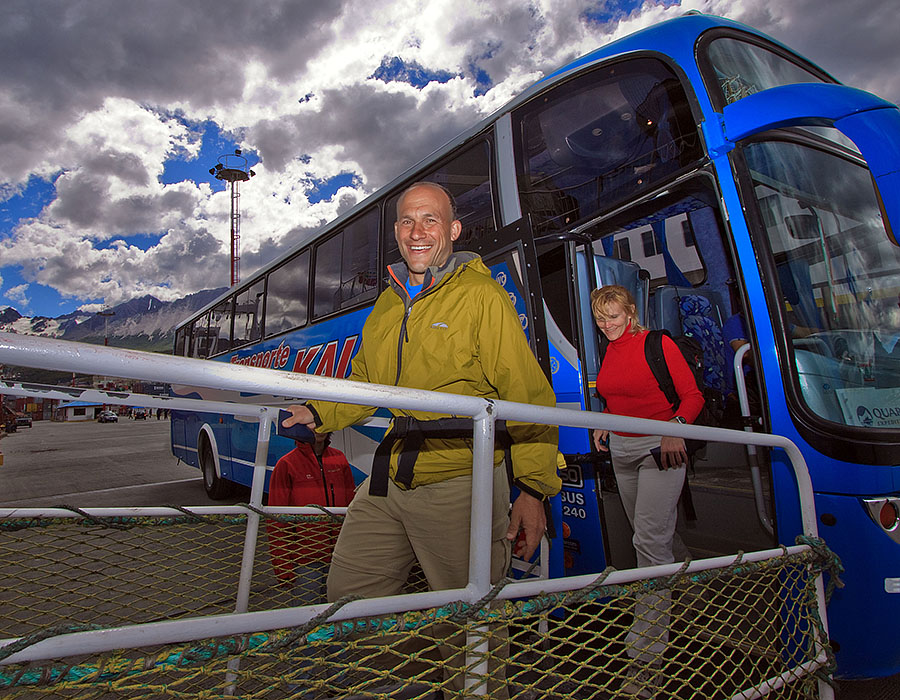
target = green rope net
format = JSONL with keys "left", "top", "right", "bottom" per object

{"left": 0, "top": 512, "right": 839, "bottom": 699}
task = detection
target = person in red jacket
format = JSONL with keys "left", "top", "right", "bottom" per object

{"left": 267, "top": 432, "right": 356, "bottom": 604}
{"left": 590, "top": 284, "right": 704, "bottom": 698}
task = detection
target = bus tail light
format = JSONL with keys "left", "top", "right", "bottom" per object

{"left": 879, "top": 501, "right": 899, "bottom": 531}
{"left": 863, "top": 497, "right": 900, "bottom": 539}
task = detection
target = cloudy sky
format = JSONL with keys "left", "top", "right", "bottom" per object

{"left": 1, "top": 0, "right": 898, "bottom": 319}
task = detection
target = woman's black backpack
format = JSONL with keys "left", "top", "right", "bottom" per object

{"left": 597, "top": 329, "right": 721, "bottom": 452}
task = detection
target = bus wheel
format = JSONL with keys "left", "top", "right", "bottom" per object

{"left": 200, "top": 436, "right": 232, "bottom": 500}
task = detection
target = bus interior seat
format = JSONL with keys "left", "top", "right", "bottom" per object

{"left": 651, "top": 285, "right": 730, "bottom": 397}
{"left": 593, "top": 255, "right": 650, "bottom": 326}
{"left": 651, "top": 285, "right": 725, "bottom": 333}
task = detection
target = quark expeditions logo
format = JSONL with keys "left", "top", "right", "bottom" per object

{"left": 855, "top": 401, "right": 900, "bottom": 428}
{"left": 856, "top": 405, "right": 874, "bottom": 427}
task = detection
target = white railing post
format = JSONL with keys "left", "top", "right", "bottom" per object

{"left": 226, "top": 406, "right": 274, "bottom": 691}
{"left": 465, "top": 403, "right": 497, "bottom": 696}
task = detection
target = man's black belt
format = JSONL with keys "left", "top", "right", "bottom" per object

{"left": 369, "top": 416, "right": 511, "bottom": 497}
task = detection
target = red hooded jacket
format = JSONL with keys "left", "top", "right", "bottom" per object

{"left": 267, "top": 442, "right": 356, "bottom": 581}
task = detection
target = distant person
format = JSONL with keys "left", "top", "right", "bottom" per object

{"left": 267, "top": 431, "right": 355, "bottom": 604}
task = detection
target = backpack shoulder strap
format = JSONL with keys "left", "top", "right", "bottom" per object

{"left": 644, "top": 329, "right": 680, "bottom": 408}
{"left": 597, "top": 331, "right": 610, "bottom": 364}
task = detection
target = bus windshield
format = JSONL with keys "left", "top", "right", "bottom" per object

{"left": 743, "top": 135, "right": 900, "bottom": 430}
{"left": 703, "top": 36, "right": 828, "bottom": 107}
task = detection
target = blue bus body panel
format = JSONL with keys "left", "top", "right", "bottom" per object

{"left": 814, "top": 492, "right": 900, "bottom": 678}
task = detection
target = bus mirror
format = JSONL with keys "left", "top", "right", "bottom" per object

{"left": 784, "top": 214, "right": 819, "bottom": 240}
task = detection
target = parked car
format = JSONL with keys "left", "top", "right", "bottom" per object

{"left": 131, "top": 408, "right": 149, "bottom": 420}
{"left": 15, "top": 415, "right": 32, "bottom": 428}
{"left": 98, "top": 410, "right": 118, "bottom": 423}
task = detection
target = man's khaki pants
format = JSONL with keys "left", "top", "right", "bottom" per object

{"left": 327, "top": 467, "right": 512, "bottom": 696}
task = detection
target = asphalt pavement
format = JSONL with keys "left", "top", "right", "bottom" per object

{"left": 0, "top": 416, "right": 249, "bottom": 507}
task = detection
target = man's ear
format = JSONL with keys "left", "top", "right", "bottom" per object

{"left": 450, "top": 220, "right": 462, "bottom": 241}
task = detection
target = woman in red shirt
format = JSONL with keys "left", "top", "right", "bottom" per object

{"left": 590, "top": 284, "right": 704, "bottom": 697}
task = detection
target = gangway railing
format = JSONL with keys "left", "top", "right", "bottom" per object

{"left": 0, "top": 332, "right": 835, "bottom": 699}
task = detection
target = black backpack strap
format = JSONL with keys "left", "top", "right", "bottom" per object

{"left": 680, "top": 468, "right": 697, "bottom": 522}
{"left": 369, "top": 416, "right": 511, "bottom": 497}
{"left": 644, "top": 329, "right": 680, "bottom": 409}
{"left": 597, "top": 331, "right": 609, "bottom": 364}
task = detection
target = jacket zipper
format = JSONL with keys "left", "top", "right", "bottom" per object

{"left": 388, "top": 266, "right": 439, "bottom": 387}
{"left": 395, "top": 304, "right": 412, "bottom": 386}
{"left": 316, "top": 454, "right": 332, "bottom": 507}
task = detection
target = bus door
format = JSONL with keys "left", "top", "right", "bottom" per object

{"left": 510, "top": 223, "right": 614, "bottom": 577}
{"left": 472, "top": 216, "right": 577, "bottom": 578}
{"left": 713, "top": 82, "right": 900, "bottom": 677}
{"left": 570, "top": 174, "right": 782, "bottom": 570}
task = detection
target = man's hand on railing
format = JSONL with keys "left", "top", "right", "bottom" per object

{"left": 282, "top": 405, "right": 316, "bottom": 431}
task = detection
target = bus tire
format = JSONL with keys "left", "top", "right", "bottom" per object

{"left": 200, "top": 435, "right": 232, "bottom": 500}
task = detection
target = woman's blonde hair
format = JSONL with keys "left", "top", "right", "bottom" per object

{"left": 590, "top": 285, "right": 646, "bottom": 333}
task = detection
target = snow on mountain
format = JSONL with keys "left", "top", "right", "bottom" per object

{"left": 0, "top": 289, "right": 228, "bottom": 352}
{"left": 0, "top": 306, "right": 22, "bottom": 325}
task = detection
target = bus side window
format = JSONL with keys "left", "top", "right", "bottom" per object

{"left": 266, "top": 250, "right": 309, "bottom": 337}
{"left": 313, "top": 209, "right": 379, "bottom": 320}
{"left": 191, "top": 312, "right": 211, "bottom": 358}
{"left": 208, "top": 299, "right": 234, "bottom": 355}
{"left": 174, "top": 327, "right": 188, "bottom": 357}
{"left": 233, "top": 280, "right": 265, "bottom": 348}
{"left": 514, "top": 57, "right": 701, "bottom": 235}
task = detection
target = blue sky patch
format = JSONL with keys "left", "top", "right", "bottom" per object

{"left": 583, "top": 0, "right": 679, "bottom": 25}
{"left": 0, "top": 175, "right": 57, "bottom": 233}
{"left": 307, "top": 172, "right": 359, "bottom": 204}
{"left": 160, "top": 120, "right": 256, "bottom": 189}
{"left": 371, "top": 57, "right": 456, "bottom": 89}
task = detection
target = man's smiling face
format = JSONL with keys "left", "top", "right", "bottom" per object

{"left": 394, "top": 183, "right": 461, "bottom": 285}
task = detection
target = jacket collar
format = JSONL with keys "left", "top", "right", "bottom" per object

{"left": 387, "top": 251, "right": 480, "bottom": 297}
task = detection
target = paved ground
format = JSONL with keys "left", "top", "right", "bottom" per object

{"left": 0, "top": 418, "right": 897, "bottom": 697}
{"left": 0, "top": 416, "right": 249, "bottom": 507}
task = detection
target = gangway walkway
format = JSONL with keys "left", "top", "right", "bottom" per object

{"left": 0, "top": 332, "right": 839, "bottom": 699}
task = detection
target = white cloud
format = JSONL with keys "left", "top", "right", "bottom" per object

{"left": 0, "top": 0, "right": 897, "bottom": 315}
{"left": 6, "top": 283, "right": 28, "bottom": 306}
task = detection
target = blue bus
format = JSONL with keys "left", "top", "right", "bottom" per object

{"left": 172, "top": 12, "right": 900, "bottom": 678}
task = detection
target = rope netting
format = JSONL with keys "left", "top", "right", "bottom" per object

{"left": 0, "top": 512, "right": 839, "bottom": 699}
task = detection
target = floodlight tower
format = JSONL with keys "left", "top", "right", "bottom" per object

{"left": 97, "top": 307, "right": 115, "bottom": 346}
{"left": 209, "top": 149, "right": 256, "bottom": 286}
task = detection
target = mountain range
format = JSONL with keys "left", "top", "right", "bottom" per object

{"left": 0, "top": 288, "right": 228, "bottom": 353}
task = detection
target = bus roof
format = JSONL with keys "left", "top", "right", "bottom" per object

{"left": 176, "top": 12, "right": 827, "bottom": 332}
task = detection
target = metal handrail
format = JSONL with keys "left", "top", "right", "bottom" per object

{"left": 0, "top": 332, "right": 832, "bottom": 699}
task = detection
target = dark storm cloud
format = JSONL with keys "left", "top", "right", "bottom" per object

{"left": 0, "top": 0, "right": 348, "bottom": 182}
{"left": 250, "top": 81, "right": 484, "bottom": 191}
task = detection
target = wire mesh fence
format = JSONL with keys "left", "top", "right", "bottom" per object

{"left": 0, "top": 510, "right": 838, "bottom": 699}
